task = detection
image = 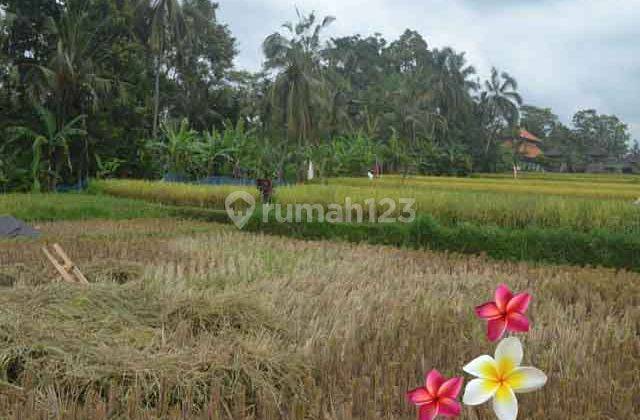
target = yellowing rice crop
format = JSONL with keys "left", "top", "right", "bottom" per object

{"left": 91, "top": 179, "right": 258, "bottom": 209}
{"left": 93, "top": 176, "right": 640, "bottom": 233}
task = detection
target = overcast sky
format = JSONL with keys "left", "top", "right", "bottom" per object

{"left": 217, "top": 0, "right": 640, "bottom": 141}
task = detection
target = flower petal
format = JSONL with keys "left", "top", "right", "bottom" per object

{"left": 438, "top": 377, "right": 463, "bottom": 399}
{"left": 508, "top": 367, "right": 547, "bottom": 393}
{"left": 495, "top": 284, "right": 513, "bottom": 312}
{"left": 438, "top": 397, "right": 462, "bottom": 416}
{"left": 475, "top": 301, "right": 502, "bottom": 319}
{"left": 506, "top": 292, "right": 531, "bottom": 314}
{"left": 487, "top": 317, "right": 507, "bottom": 342}
{"left": 492, "top": 384, "right": 518, "bottom": 420}
{"left": 506, "top": 312, "right": 530, "bottom": 333}
{"left": 407, "top": 387, "right": 433, "bottom": 406}
{"left": 462, "top": 378, "right": 499, "bottom": 405}
{"left": 495, "top": 337, "right": 523, "bottom": 375}
{"left": 419, "top": 401, "right": 438, "bottom": 420}
{"left": 463, "top": 355, "right": 498, "bottom": 379}
{"left": 425, "top": 369, "right": 446, "bottom": 396}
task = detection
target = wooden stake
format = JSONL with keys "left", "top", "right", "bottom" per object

{"left": 42, "top": 244, "right": 89, "bottom": 285}
{"left": 53, "top": 243, "right": 89, "bottom": 284}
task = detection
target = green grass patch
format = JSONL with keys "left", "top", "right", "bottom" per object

{"left": 0, "top": 192, "right": 235, "bottom": 225}
{"left": 0, "top": 193, "right": 172, "bottom": 221}
{"left": 246, "top": 214, "right": 640, "bottom": 272}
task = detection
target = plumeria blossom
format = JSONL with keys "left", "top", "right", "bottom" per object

{"left": 407, "top": 369, "right": 464, "bottom": 420}
{"left": 475, "top": 284, "right": 532, "bottom": 341}
{"left": 462, "top": 337, "right": 547, "bottom": 420}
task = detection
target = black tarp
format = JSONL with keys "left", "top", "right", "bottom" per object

{"left": 0, "top": 215, "right": 40, "bottom": 238}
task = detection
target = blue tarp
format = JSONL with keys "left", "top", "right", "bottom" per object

{"left": 56, "top": 179, "right": 89, "bottom": 192}
{"left": 0, "top": 216, "right": 40, "bottom": 238}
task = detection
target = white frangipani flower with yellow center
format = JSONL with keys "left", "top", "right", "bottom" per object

{"left": 462, "top": 337, "right": 547, "bottom": 420}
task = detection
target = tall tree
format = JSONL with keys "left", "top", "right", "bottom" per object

{"left": 27, "top": 3, "right": 111, "bottom": 124}
{"left": 136, "top": 0, "right": 187, "bottom": 138}
{"left": 263, "top": 10, "right": 334, "bottom": 148}
{"left": 22, "top": 1, "right": 113, "bottom": 185}
{"left": 479, "top": 67, "right": 522, "bottom": 155}
{"left": 431, "top": 47, "right": 478, "bottom": 121}
{"left": 520, "top": 105, "right": 558, "bottom": 139}
{"left": 572, "top": 109, "right": 630, "bottom": 158}
{"left": 169, "top": 0, "right": 236, "bottom": 130}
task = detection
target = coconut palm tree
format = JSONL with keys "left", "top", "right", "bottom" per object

{"left": 263, "top": 10, "right": 335, "bottom": 148}
{"left": 25, "top": 5, "right": 111, "bottom": 125}
{"left": 431, "top": 47, "right": 478, "bottom": 118}
{"left": 483, "top": 67, "right": 522, "bottom": 126}
{"left": 480, "top": 67, "right": 523, "bottom": 154}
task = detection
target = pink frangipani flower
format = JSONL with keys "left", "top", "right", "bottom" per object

{"left": 407, "top": 369, "right": 463, "bottom": 420}
{"left": 475, "top": 284, "right": 532, "bottom": 342}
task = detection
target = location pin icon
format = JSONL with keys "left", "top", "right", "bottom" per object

{"left": 225, "top": 191, "right": 256, "bottom": 229}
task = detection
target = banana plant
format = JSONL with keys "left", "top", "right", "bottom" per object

{"left": 196, "top": 127, "right": 237, "bottom": 178}
{"left": 8, "top": 106, "right": 86, "bottom": 192}
{"left": 147, "top": 118, "right": 200, "bottom": 179}
{"left": 94, "top": 154, "right": 125, "bottom": 179}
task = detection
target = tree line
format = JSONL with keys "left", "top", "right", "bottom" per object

{"left": 0, "top": 1, "right": 637, "bottom": 191}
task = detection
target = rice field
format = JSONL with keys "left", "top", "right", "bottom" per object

{"left": 329, "top": 174, "right": 640, "bottom": 199}
{"left": 90, "top": 180, "right": 257, "bottom": 210}
{"left": 0, "top": 219, "right": 638, "bottom": 419}
{"left": 92, "top": 175, "right": 640, "bottom": 233}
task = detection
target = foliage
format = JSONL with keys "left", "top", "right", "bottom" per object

{"left": 326, "top": 135, "right": 380, "bottom": 176}
{"left": 0, "top": 0, "right": 236, "bottom": 191}
{"left": 572, "top": 109, "right": 630, "bottom": 158}
{"left": 94, "top": 153, "right": 124, "bottom": 179}
{"left": 149, "top": 118, "right": 200, "bottom": 179}
{"left": 7, "top": 107, "right": 86, "bottom": 191}
{"left": 0, "top": 2, "right": 637, "bottom": 193}
{"left": 520, "top": 105, "right": 559, "bottom": 138}
{"left": 263, "top": 10, "right": 334, "bottom": 156}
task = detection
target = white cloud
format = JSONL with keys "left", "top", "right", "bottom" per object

{"left": 217, "top": 0, "right": 640, "bottom": 140}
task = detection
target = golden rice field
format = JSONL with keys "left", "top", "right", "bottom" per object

{"left": 1, "top": 219, "right": 638, "bottom": 419}
{"left": 329, "top": 174, "right": 640, "bottom": 199}
{"left": 472, "top": 172, "right": 640, "bottom": 183}
{"left": 90, "top": 180, "right": 258, "bottom": 210}
{"left": 92, "top": 174, "right": 640, "bottom": 233}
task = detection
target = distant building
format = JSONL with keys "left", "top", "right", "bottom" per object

{"left": 502, "top": 129, "right": 544, "bottom": 171}
{"left": 623, "top": 155, "right": 640, "bottom": 174}
{"left": 584, "top": 147, "right": 639, "bottom": 174}
{"left": 503, "top": 129, "right": 543, "bottom": 159}
{"left": 501, "top": 130, "right": 639, "bottom": 174}
{"left": 542, "top": 146, "right": 567, "bottom": 172}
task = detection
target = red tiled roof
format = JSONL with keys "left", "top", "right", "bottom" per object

{"left": 519, "top": 129, "right": 542, "bottom": 143}
{"left": 503, "top": 139, "right": 543, "bottom": 159}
